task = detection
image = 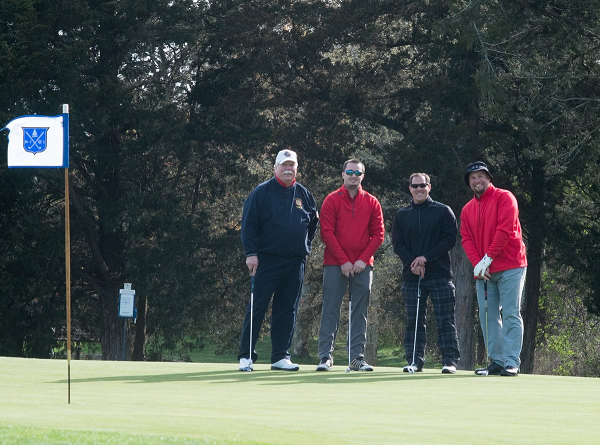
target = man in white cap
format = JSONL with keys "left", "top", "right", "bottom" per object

{"left": 461, "top": 161, "right": 527, "bottom": 376}
{"left": 238, "top": 148, "right": 319, "bottom": 371}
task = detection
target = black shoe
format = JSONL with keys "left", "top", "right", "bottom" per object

{"left": 474, "top": 361, "right": 503, "bottom": 376}
{"left": 501, "top": 366, "right": 519, "bottom": 376}
{"left": 403, "top": 364, "right": 423, "bottom": 373}
{"left": 316, "top": 357, "right": 332, "bottom": 371}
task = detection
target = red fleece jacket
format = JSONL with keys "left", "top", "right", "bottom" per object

{"left": 320, "top": 185, "right": 384, "bottom": 266}
{"left": 460, "top": 184, "right": 527, "bottom": 273}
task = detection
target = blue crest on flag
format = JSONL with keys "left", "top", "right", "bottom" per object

{"left": 23, "top": 127, "right": 49, "bottom": 154}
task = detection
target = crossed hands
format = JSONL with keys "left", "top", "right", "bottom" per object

{"left": 475, "top": 270, "right": 492, "bottom": 281}
{"left": 411, "top": 255, "right": 426, "bottom": 279}
{"left": 341, "top": 260, "right": 367, "bottom": 277}
{"left": 474, "top": 254, "right": 493, "bottom": 281}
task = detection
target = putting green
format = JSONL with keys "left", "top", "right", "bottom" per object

{"left": 1, "top": 357, "right": 598, "bottom": 444}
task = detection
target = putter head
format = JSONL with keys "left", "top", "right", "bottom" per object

{"left": 408, "top": 366, "right": 415, "bottom": 374}
{"left": 344, "top": 367, "right": 351, "bottom": 373}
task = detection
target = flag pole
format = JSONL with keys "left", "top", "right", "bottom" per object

{"left": 63, "top": 104, "right": 71, "bottom": 404}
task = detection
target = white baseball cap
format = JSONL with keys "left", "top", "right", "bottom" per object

{"left": 275, "top": 149, "right": 298, "bottom": 165}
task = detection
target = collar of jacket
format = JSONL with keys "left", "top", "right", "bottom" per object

{"left": 339, "top": 184, "right": 363, "bottom": 199}
{"left": 274, "top": 176, "right": 296, "bottom": 188}
{"left": 411, "top": 196, "right": 433, "bottom": 208}
{"left": 474, "top": 183, "right": 496, "bottom": 200}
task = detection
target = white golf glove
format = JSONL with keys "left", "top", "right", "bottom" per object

{"left": 474, "top": 254, "right": 493, "bottom": 278}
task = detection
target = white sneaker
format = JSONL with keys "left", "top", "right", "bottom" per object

{"left": 270, "top": 358, "right": 299, "bottom": 371}
{"left": 316, "top": 357, "right": 333, "bottom": 371}
{"left": 239, "top": 358, "right": 253, "bottom": 372}
{"left": 442, "top": 365, "right": 456, "bottom": 374}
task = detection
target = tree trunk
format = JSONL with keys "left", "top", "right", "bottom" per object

{"left": 451, "top": 239, "right": 477, "bottom": 370}
{"left": 520, "top": 162, "right": 546, "bottom": 374}
{"left": 521, "top": 250, "right": 542, "bottom": 374}
{"left": 291, "top": 282, "right": 312, "bottom": 359}
{"left": 69, "top": 176, "right": 127, "bottom": 360}
{"left": 291, "top": 316, "right": 310, "bottom": 359}
{"left": 365, "top": 281, "right": 379, "bottom": 365}
{"left": 99, "top": 286, "right": 126, "bottom": 360}
{"left": 132, "top": 292, "right": 148, "bottom": 361}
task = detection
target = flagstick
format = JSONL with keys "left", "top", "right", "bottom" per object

{"left": 4, "top": 105, "right": 71, "bottom": 401}
{"left": 65, "top": 167, "right": 71, "bottom": 404}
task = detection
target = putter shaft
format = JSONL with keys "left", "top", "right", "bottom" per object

{"left": 409, "top": 276, "right": 422, "bottom": 372}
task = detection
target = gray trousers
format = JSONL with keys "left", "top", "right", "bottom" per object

{"left": 476, "top": 267, "right": 526, "bottom": 369}
{"left": 317, "top": 265, "right": 373, "bottom": 362}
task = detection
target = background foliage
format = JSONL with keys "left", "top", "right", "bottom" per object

{"left": 1, "top": 0, "right": 599, "bottom": 376}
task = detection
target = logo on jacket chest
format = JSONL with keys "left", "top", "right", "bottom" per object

{"left": 295, "top": 198, "right": 303, "bottom": 209}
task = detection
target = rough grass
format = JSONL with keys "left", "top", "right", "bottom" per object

{"left": 1, "top": 356, "right": 599, "bottom": 444}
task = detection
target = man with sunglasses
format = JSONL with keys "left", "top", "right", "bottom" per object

{"left": 238, "top": 148, "right": 319, "bottom": 372}
{"left": 460, "top": 161, "right": 527, "bottom": 377}
{"left": 391, "top": 173, "right": 460, "bottom": 373}
{"left": 316, "top": 159, "right": 384, "bottom": 371}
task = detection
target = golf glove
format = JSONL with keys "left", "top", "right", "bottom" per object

{"left": 474, "top": 254, "right": 493, "bottom": 278}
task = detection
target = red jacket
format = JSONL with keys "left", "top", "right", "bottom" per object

{"left": 320, "top": 185, "right": 384, "bottom": 266}
{"left": 460, "top": 184, "right": 527, "bottom": 273}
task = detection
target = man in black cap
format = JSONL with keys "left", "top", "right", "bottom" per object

{"left": 460, "top": 161, "right": 528, "bottom": 376}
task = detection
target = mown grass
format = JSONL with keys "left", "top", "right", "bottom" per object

{"left": 184, "top": 337, "right": 417, "bottom": 368}
{"left": 62, "top": 336, "right": 433, "bottom": 369}
{"left": 1, "top": 356, "right": 599, "bottom": 444}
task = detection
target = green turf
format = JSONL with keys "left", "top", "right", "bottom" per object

{"left": 182, "top": 337, "right": 415, "bottom": 368}
{"left": 1, "top": 357, "right": 599, "bottom": 444}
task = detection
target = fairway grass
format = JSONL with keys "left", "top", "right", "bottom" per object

{"left": 1, "top": 357, "right": 599, "bottom": 444}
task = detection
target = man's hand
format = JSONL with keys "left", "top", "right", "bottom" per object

{"left": 475, "top": 270, "right": 492, "bottom": 281}
{"left": 474, "top": 254, "right": 493, "bottom": 278}
{"left": 353, "top": 260, "right": 367, "bottom": 275}
{"left": 246, "top": 255, "right": 258, "bottom": 276}
{"left": 410, "top": 256, "right": 427, "bottom": 270}
{"left": 411, "top": 264, "right": 425, "bottom": 279}
{"left": 341, "top": 262, "right": 354, "bottom": 277}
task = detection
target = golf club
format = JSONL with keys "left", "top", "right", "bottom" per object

{"left": 248, "top": 275, "right": 255, "bottom": 370}
{"left": 481, "top": 279, "right": 489, "bottom": 376}
{"left": 408, "top": 275, "right": 422, "bottom": 374}
{"left": 345, "top": 275, "right": 353, "bottom": 373}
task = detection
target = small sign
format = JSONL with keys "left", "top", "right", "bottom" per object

{"left": 118, "top": 283, "right": 136, "bottom": 318}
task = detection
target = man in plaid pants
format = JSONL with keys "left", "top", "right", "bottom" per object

{"left": 391, "top": 173, "right": 460, "bottom": 374}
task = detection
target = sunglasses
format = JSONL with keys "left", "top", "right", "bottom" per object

{"left": 345, "top": 170, "right": 363, "bottom": 176}
{"left": 410, "top": 183, "right": 429, "bottom": 189}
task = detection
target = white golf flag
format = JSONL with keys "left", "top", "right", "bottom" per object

{"left": 2, "top": 114, "right": 69, "bottom": 168}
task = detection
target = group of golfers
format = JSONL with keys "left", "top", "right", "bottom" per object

{"left": 238, "top": 149, "right": 527, "bottom": 377}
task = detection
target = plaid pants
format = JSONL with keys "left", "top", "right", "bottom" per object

{"left": 402, "top": 278, "right": 460, "bottom": 367}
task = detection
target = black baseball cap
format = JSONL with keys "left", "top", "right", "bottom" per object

{"left": 464, "top": 161, "right": 493, "bottom": 185}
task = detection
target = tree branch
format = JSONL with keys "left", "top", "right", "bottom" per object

{"left": 68, "top": 183, "right": 112, "bottom": 285}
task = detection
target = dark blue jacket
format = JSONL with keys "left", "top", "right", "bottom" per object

{"left": 391, "top": 196, "right": 457, "bottom": 282}
{"left": 242, "top": 177, "right": 319, "bottom": 259}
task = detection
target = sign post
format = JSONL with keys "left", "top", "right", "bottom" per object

{"left": 118, "top": 283, "right": 136, "bottom": 361}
